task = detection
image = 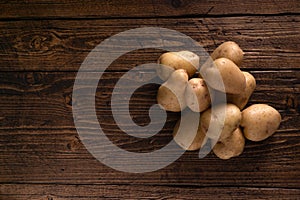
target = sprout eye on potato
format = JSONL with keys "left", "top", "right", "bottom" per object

{"left": 155, "top": 41, "right": 281, "bottom": 160}
{"left": 157, "top": 51, "right": 199, "bottom": 81}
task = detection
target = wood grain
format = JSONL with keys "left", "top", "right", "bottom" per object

{"left": 0, "top": 16, "right": 299, "bottom": 72}
{"left": 0, "top": 70, "right": 299, "bottom": 187}
{"left": 1, "top": 1, "right": 300, "bottom": 198}
{"left": 1, "top": 184, "right": 300, "bottom": 200}
{"left": 0, "top": 71, "right": 299, "bottom": 129}
{"left": 0, "top": 0, "right": 299, "bottom": 19}
{"left": 0, "top": 128, "right": 299, "bottom": 187}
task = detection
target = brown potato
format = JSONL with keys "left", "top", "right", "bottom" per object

{"left": 202, "top": 86, "right": 226, "bottom": 107}
{"left": 157, "top": 69, "right": 188, "bottom": 112}
{"left": 227, "top": 72, "right": 256, "bottom": 109}
{"left": 173, "top": 111, "right": 207, "bottom": 151}
{"left": 201, "top": 58, "right": 246, "bottom": 94}
{"left": 200, "top": 103, "right": 241, "bottom": 142}
{"left": 185, "top": 78, "right": 211, "bottom": 112}
{"left": 212, "top": 128, "right": 245, "bottom": 160}
{"left": 241, "top": 104, "right": 281, "bottom": 141}
{"left": 157, "top": 51, "right": 199, "bottom": 81}
{"left": 211, "top": 41, "right": 244, "bottom": 66}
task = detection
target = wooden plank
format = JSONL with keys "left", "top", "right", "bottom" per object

{"left": 0, "top": 70, "right": 299, "bottom": 186}
{"left": 0, "top": 128, "right": 299, "bottom": 187}
{"left": 0, "top": 71, "right": 299, "bottom": 129}
{"left": 0, "top": 0, "right": 299, "bottom": 19}
{"left": 0, "top": 16, "right": 299, "bottom": 71}
{"left": 1, "top": 184, "right": 300, "bottom": 200}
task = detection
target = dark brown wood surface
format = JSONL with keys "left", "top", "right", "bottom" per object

{"left": 1, "top": 0, "right": 299, "bottom": 19}
{"left": 0, "top": 1, "right": 299, "bottom": 199}
{"left": 1, "top": 16, "right": 299, "bottom": 72}
{"left": 1, "top": 184, "right": 300, "bottom": 200}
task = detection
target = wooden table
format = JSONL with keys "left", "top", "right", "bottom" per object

{"left": 0, "top": 1, "right": 299, "bottom": 199}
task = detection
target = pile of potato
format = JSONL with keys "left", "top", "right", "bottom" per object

{"left": 156, "top": 41, "right": 281, "bottom": 159}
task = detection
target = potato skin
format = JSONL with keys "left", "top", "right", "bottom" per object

{"left": 227, "top": 72, "right": 256, "bottom": 109}
{"left": 211, "top": 41, "right": 244, "bottom": 66}
{"left": 200, "top": 103, "right": 241, "bottom": 142}
{"left": 157, "top": 51, "right": 199, "bottom": 81}
{"left": 212, "top": 128, "right": 245, "bottom": 160}
{"left": 157, "top": 69, "right": 188, "bottom": 112}
{"left": 241, "top": 104, "right": 281, "bottom": 141}
{"left": 173, "top": 111, "right": 207, "bottom": 151}
{"left": 155, "top": 63, "right": 175, "bottom": 81}
{"left": 202, "top": 58, "right": 246, "bottom": 94}
{"left": 185, "top": 78, "right": 211, "bottom": 112}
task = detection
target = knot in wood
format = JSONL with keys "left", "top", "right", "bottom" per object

{"left": 64, "top": 93, "right": 72, "bottom": 107}
{"left": 67, "top": 136, "right": 81, "bottom": 151}
{"left": 286, "top": 94, "right": 298, "bottom": 111}
{"left": 30, "top": 35, "right": 47, "bottom": 51}
{"left": 25, "top": 72, "right": 42, "bottom": 85}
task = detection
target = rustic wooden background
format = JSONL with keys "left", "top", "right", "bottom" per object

{"left": 0, "top": 0, "right": 300, "bottom": 199}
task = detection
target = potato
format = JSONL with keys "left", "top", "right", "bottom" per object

{"left": 157, "top": 51, "right": 199, "bottom": 81}
{"left": 240, "top": 104, "right": 281, "bottom": 141}
{"left": 173, "top": 111, "right": 207, "bottom": 151}
{"left": 185, "top": 78, "right": 211, "bottom": 112}
{"left": 201, "top": 58, "right": 246, "bottom": 94}
{"left": 211, "top": 41, "right": 244, "bottom": 66}
{"left": 227, "top": 72, "right": 256, "bottom": 109}
{"left": 212, "top": 128, "right": 245, "bottom": 160}
{"left": 155, "top": 64, "right": 175, "bottom": 82}
{"left": 157, "top": 69, "right": 188, "bottom": 112}
{"left": 200, "top": 103, "right": 241, "bottom": 142}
